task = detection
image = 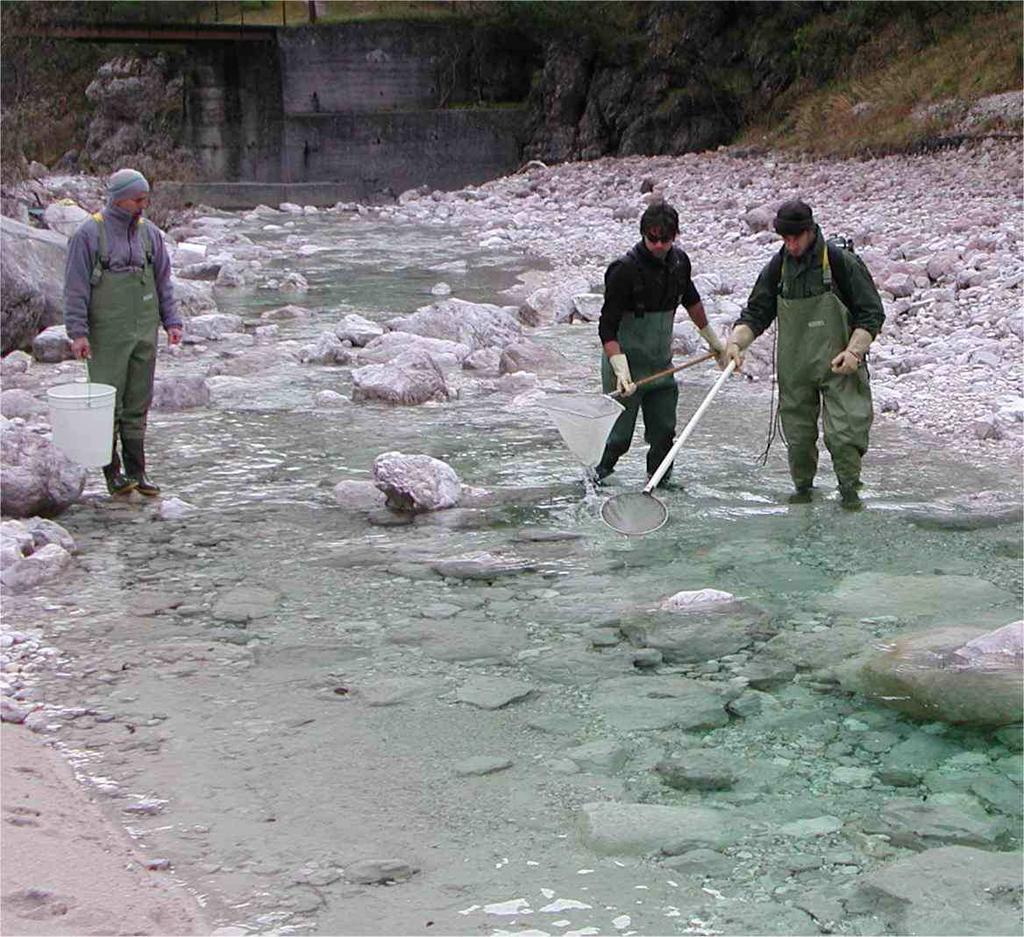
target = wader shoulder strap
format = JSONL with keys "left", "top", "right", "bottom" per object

{"left": 777, "top": 244, "right": 831, "bottom": 297}
{"left": 140, "top": 220, "right": 154, "bottom": 266}
{"left": 91, "top": 212, "right": 110, "bottom": 269}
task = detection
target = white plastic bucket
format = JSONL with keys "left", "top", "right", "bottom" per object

{"left": 47, "top": 382, "right": 116, "bottom": 467}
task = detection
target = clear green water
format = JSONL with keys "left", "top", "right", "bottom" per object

{"left": 14, "top": 214, "right": 1021, "bottom": 936}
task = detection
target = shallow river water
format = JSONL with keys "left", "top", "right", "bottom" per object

{"left": 12, "top": 214, "right": 1023, "bottom": 936}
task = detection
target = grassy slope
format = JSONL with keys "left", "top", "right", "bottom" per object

{"left": 743, "top": 7, "right": 1022, "bottom": 155}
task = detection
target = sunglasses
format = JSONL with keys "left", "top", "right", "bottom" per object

{"left": 644, "top": 230, "right": 676, "bottom": 244}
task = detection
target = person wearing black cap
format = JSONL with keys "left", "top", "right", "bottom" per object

{"left": 596, "top": 201, "right": 727, "bottom": 488}
{"left": 722, "top": 199, "right": 884, "bottom": 509}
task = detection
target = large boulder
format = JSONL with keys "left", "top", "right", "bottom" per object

{"left": 358, "top": 332, "right": 470, "bottom": 370}
{"left": 334, "top": 313, "right": 384, "bottom": 347}
{"left": 1, "top": 422, "right": 86, "bottom": 518}
{"left": 42, "top": 201, "right": 91, "bottom": 238}
{"left": 0, "top": 389, "right": 46, "bottom": 421}
{"left": 518, "top": 275, "right": 591, "bottom": 326}
{"left": 298, "top": 331, "right": 352, "bottom": 365}
{"left": 386, "top": 298, "right": 522, "bottom": 351}
{"left": 839, "top": 622, "right": 1023, "bottom": 726}
{"left": 172, "top": 278, "right": 217, "bottom": 317}
{"left": 151, "top": 376, "right": 211, "bottom": 411}
{"left": 351, "top": 351, "right": 452, "bottom": 405}
{"left": 183, "top": 313, "right": 244, "bottom": 342}
{"left": 1, "top": 217, "right": 66, "bottom": 354}
{"left": 31, "top": 325, "right": 73, "bottom": 364}
{"left": 848, "top": 846, "right": 1022, "bottom": 937}
{"left": 498, "top": 339, "right": 570, "bottom": 376}
{"left": 372, "top": 451, "right": 461, "bottom": 512}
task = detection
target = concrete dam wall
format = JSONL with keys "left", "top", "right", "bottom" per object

{"left": 180, "top": 21, "right": 529, "bottom": 207}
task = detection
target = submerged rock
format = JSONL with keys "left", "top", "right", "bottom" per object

{"left": 620, "top": 601, "right": 766, "bottom": 664}
{"left": 577, "top": 802, "right": 739, "bottom": 855}
{"left": 864, "top": 799, "right": 1012, "bottom": 851}
{"left": 344, "top": 859, "right": 417, "bottom": 885}
{"left": 849, "top": 845, "right": 1023, "bottom": 937}
{"left": 591, "top": 675, "right": 729, "bottom": 732}
{"left": 455, "top": 676, "right": 534, "bottom": 710}
{"left": 818, "top": 572, "right": 1014, "bottom": 622}
{"left": 840, "top": 623, "right": 1023, "bottom": 726}
{"left": 904, "top": 491, "right": 1023, "bottom": 530}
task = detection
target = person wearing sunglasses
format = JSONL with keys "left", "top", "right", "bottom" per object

{"left": 722, "top": 199, "right": 885, "bottom": 510}
{"left": 64, "top": 168, "right": 183, "bottom": 497}
{"left": 595, "top": 200, "right": 726, "bottom": 489}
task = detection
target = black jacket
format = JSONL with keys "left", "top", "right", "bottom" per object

{"left": 598, "top": 242, "right": 702, "bottom": 344}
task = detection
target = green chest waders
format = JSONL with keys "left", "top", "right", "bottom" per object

{"left": 86, "top": 215, "right": 161, "bottom": 480}
{"left": 597, "top": 308, "right": 680, "bottom": 480}
{"left": 776, "top": 246, "right": 873, "bottom": 493}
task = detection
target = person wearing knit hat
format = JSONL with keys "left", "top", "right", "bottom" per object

{"left": 63, "top": 168, "right": 182, "bottom": 497}
{"left": 593, "top": 200, "right": 728, "bottom": 489}
{"left": 721, "top": 198, "right": 885, "bottom": 510}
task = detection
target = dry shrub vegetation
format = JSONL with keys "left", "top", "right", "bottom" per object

{"left": 746, "top": 8, "right": 1022, "bottom": 155}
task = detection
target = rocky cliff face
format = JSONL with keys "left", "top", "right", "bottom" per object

{"left": 520, "top": 3, "right": 816, "bottom": 163}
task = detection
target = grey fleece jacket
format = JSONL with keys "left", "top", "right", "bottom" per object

{"left": 63, "top": 205, "right": 181, "bottom": 340}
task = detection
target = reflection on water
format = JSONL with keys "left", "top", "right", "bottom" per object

{"left": 17, "top": 214, "right": 1022, "bottom": 936}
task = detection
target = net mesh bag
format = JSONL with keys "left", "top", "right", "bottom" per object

{"left": 600, "top": 491, "right": 668, "bottom": 536}
{"left": 539, "top": 394, "right": 624, "bottom": 468}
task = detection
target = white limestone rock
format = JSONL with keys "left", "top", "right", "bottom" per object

{"left": 0, "top": 389, "right": 45, "bottom": 420}
{"left": 42, "top": 201, "right": 90, "bottom": 238}
{"left": 31, "top": 325, "right": 73, "bottom": 363}
{"left": 158, "top": 497, "right": 196, "bottom": 520}
{"left": 333, "top": 480, "right": 387, "bottom": 509}
{"left": 1, "top": 542, "right": 73, "bottom": 594}
{"left": 184, "top": 313, "right": 244, "bottom": 342}
{"left": 334, "top": 313, "right": 384, "bottom": 347}
{"left": 151, "top": 376, "right": 210, "bottom": 411}
{"left": 386, "top": 297, "right": 522, "bottom": 351}
{"left": 358, "top": 332, "right": 469, "bottom": 370}
{"left": 660, "top": 588, "right": 737, "bottom": 611}
{"left": 0, "top": 421, "right": 86, "bottom": 518}
{"left": 298, "top": 331, "right": 352, "bottom": 365}
{"left": 519, "top": 275, "right": 591, "bottom": 325}
{"left": 372, "top": 451, "right": 461, "bottom": 511}
{"left": 261, "top": 304, "right": 312, "bottom": 321}
{"left": 498, "top": 339, "right": 570, "bottom": 376}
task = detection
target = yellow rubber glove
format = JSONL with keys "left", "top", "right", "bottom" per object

{"left": 698, "top": 325, "right": 727, "bottom": 367}
{"left": 723, "top": 324, "right": 755, "bottom": 371}
{"left": 831, "top": 327, "right": 873, "bottom": 375}
{"left": 609, "top": 353, "right": 636, "bottom": 396}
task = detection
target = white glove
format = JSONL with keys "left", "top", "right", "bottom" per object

{"left": 698, "top": 325, "right": 726, "bottom": 366}
{"left": 723, "top": 324, "right": 755, "bottom": 371}
{"left": 609, "top": 353, "right": 636, "bottom": 396}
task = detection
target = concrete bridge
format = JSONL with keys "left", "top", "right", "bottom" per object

{"left": 23, "top": 18, "right": 528, "bottom": 207}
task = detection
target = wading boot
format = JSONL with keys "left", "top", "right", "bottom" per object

{"left": 839, "top": 486, "right": 863, "bottom": 512}
{"left": 122, "top": 437, "right": 161, "bottom": 497}
{"left": 103, "top": 464, "right": 137, "bottom": 496}
{"left": 787, "top": 486, "right": 814, "bottom": 505}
